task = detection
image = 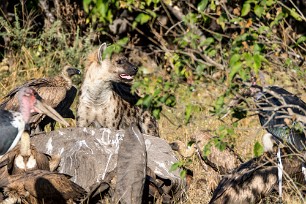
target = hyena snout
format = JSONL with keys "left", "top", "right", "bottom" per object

{"left": 118, "top": 61, "right": 138, "bottom": 81}
{"left": 125, "top": 61, "right": 138, "bottom": 75}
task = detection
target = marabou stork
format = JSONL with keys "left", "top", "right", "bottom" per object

{"left": 0, "top": 87, "right": 69, "bottom": 156}
{"left": 251, "top": 85, "right": 306, "bottom": 200}
{"left": 0, "top": 66, "right": 80, "bottom": 131}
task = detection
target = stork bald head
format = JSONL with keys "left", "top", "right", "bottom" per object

{"left": 18, "top": 87, "right": 69, "bottom": 127}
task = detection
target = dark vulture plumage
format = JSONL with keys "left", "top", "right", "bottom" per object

{"left": 251, "top": 85, "right": 306, "bottom": 151}
{"left": 0, "top": 169, "right": 86, "bottom": 204}
{"left": 0, "top": 66, "right": 81, "bottom": 131}
{"left": 0, "top": 131, "right": 61, "bottom": 176}
{"left": 209, "top": 147, "right": 305, "bottom": 204}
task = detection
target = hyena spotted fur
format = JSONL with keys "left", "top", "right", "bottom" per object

{"left": 76, "top": 43, "right": 159, "bottom": 137}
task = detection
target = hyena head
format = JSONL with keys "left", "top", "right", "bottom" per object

{"left": 85, "top": 43, "right": 138, "bottom": 83}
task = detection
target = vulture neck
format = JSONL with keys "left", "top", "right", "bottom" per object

{"left": 59, "top": 73, "right": 72, "bottom": 89}
{"left": 176, "top": 141, "right": 196, "bottom": 158}
{"left": 20, "top": 132, "right": 31, "bottom": 156}
{"left": 262, "top": 133, "right": 274, "bottom": 152}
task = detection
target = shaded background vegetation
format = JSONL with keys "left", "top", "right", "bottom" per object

{"left": 1, "top": 0, "right": 306, "bottom": 202}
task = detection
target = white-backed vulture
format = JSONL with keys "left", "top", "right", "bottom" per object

{"left": 0, "top": 169, "right": 86, "bottom": 204}
{"left": 170, "top": 132, "right": 242, "bottom": 174}
{"left": 209, "top": 147, "right": 305, "bottom": 204}
{"left": 0, "top": 131, "right": 60, "bottom": 176}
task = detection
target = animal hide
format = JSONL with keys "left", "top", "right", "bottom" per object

{"left": 30, "top": 127, "right": 187, "bottom": 202}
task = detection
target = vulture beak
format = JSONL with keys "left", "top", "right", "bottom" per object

{"left": 34, "top": 100, "right": 70, "bottom": 127}
{"left": 66, "top": 67, "right": 81, "bottom": 77}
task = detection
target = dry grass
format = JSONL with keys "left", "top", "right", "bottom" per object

{"left": 158, "top": 81, "right": 305, "bottom": 203}
{"left": 158, "top": 83, "right": 257, "bottom": 203}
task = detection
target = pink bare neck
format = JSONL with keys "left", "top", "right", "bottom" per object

{"left": 18, "top": 88, "right": 36, "bottom": 123}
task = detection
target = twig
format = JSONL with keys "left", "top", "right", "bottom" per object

{"left": 161, "top": 0, "right": 206, "bottom": 42}
{"left": 38, "top": 0, "right": 55, "bottom": 24}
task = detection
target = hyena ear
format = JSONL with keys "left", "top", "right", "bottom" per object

{"left": 98, "top": 43, "right": 107, "bottom": 63}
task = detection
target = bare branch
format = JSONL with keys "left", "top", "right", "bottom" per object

{"left": 38, "top": 0, "right": 55, "bottom": 25}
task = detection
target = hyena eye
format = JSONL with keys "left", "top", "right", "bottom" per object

{"left": 116, "top": 59, "right": 125, "bottom": 65}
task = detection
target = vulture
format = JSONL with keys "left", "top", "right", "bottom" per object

{"left": 0, "top": 169, "right": 87, "bottom": 204}
{"left": 170, "top": 132, "right": 242, "bottom": 174}
{"left": 0, "top": 131, "right": 61, "bottom": 176}
{"left": 251, "top": 85, "right": 306, "bottom": 150}
{"left": 209, "top": 134, "right": 305, "bottom": 204}
{"left": 0, "top": 66, "right": 80, "bottom": 131}
{"left": 250, "top": 85, "right": 306, "bottom": 199}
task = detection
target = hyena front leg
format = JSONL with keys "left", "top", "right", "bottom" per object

{"left": 139, "top": 111, "right": 160, "bottom": 137}
{"left": 76, "top": 103, "right": 96, "bottom": 127}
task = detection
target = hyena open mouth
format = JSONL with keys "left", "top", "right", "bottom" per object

{"left": 118, "top": 63, "right": 138, "bottom": 81}
{"left": 119, "top": 73, "right": 134, "bottom": 81}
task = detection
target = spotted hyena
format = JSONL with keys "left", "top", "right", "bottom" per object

{"left": 76, "top": 43, "right": 159, "bottom": 137}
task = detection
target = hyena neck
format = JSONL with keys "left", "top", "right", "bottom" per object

{"left": 81, "top": 80, "right": 114, "bottom": 106}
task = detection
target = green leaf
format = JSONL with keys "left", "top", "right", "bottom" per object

{"left": 208, "top": 49, "right": 217, "bottom": 57}
{"left": 83, "top": 0, "right": 91, "bottom": 12}
{"left": 253, "top": 43, "right": 263, "bottom": 53}
{"left": 214, "top": 95, "right": 225, "bottom": 115}
{"left": 159, "top": 94, "right": 169, "bottom": 103}
{"left": 102, "top": 45, "right": 116, "bottom": 59}
{"left": 253, "top": 54, "right": 261, "bottom": 73}
{"left": 229, "top": 54, "right": 241, "bottom": 67}
{"left": 214, "top": 139, "right": 226, "bottom": 151}
{"left": 170, "top": 162, "right": 180, "bottom": 171}
{"left": 238, "top": 68, "right": 248, "bottom": 81}
{"left": 180, "top": 169, "right": 187, "bottom": 178}
{"left": 258, "top": 26, "right": 270, "bottom": 34}
{"left": 210, "top": 0, "right": 216, "bottom": 10}
{"left": 289, "top": 8, "right": 302, "bottom": 21}
{"left": 216, "top": 15, "right": 226, "bottom": 30}
{"left": 270, "top": 11, "right": 286, "bottom": 27}
{"left": 165, "top": 95, "right": 176, "bottom": 107}
{"left": 266, "top": 0, "right": 275, "bottom": 6}
{"left": 297, "top": 36, "right": 306, "bottom": 44}
{"left": 135, "top": 13, "right": 152, "bottom": 24}
{"left": 132, "top": 21, "right": 138, "bottom": 29}
{"left": 185, "top": 104, "right": 193, "bottom": 124}
{"left": 198, "top": 0, "right": 209, "bottom": 11}
{"left": 203, "top": 143, "right": 212, "bottom": 157}
{"left": 200, "top": 37, "right": 214, "bottom": 47}
{"left": 253, "top": 141, "right": 264, "bottom": 157}
{"left": 241, "top": 3, "right": 251, "bottom": 16}
{"left": 152, "top": 108, "right": 161, "bottom": 119}
{"left": 254, "top": 5, "right": 264, "bottom": 17}
{"left": 229, "top": 61, "right": 242, "bottom": 81}
{"left": 142, "top": 95, "right": 153, "bottom": 107}
{"left": 117, "top": 37, "right": 129, "bottom": 46}
{"left": 145, "top": 9, "right": 157, "bottom": 19}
